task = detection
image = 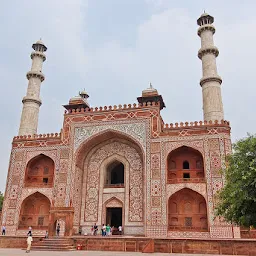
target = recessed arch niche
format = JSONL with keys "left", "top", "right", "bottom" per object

{"left": 24, "top": 154, "right": 55, "bottom": 187}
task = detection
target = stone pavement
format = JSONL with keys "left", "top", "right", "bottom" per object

{"left": 0, "top": 249, "right": 237, "bottom": 256}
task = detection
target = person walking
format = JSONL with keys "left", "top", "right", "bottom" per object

{"left": 26, "top": 233, "right": 33, "bottom": 253}
{"left": 2, "top": 225, "right": 6, "bottom": 235}
{"left": 56, "top": 223, "right": 60, "bottom": 237}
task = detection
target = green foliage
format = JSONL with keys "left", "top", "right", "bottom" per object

{"left": 215, "top": 134, "right": 256, "bottom": 228}
{"left": 0, "top": 192, "right": 4, "bottom": 211}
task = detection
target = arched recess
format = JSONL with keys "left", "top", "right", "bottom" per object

{"left": 72, "top": 130, "right": 144, "bottom": 230}
{"left": 24, "top": 154, "right": 55, "bottom": 187}
{"left": 167, "top": 146, "right": 205, "bottom": 183}
{"left": 168, "top": 188, "right": 208, "bottom": 231}
{"left": 19, "top": 192, "right": 51, "bottom": 229}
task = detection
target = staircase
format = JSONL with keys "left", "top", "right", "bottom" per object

{"left": 31, "top": 238, "right": 76, "bottom": 251}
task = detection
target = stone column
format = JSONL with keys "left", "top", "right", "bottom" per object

{"left": 197, "top": 13, "right": 224, "bottom": 122}
{"left": 18, "top": 40, "right": 47, "bottom": 135}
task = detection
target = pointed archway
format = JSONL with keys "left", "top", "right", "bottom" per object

{"left": 19, "top": 192, "right": 50, "bottom": 230}
{"left": 24, "top": 154, "right": 55, "bottom": 187}
{"left": 168, "top": 188, "right": 208, "bottom": 231}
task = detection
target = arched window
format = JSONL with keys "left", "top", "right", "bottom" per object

{"left": 183, "top": 161, "right": 190, "bottom": 169}
{"left": 106, "top": 161, "right": 124, "bottom": 186}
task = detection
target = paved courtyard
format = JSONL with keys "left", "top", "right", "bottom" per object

{"left": 0, "top": 249, "right": 238, "bottom": 256}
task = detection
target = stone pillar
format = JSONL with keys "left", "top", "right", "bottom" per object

{"left": 18, "top": 40, "right": 47, "bottom": 136}
{"left": 197, "top": 13, "right": 224, "bottom": 122}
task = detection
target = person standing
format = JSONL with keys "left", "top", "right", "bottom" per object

{"left": 102, "top": 224, "right": 106, "bottom": 236}
{"left": 2, "top": 225, "right": 6, "bottom": 235}
{"left": 56, "top": 223, "right": 60, "bottom": 237}
{"left": 106, "top": 224, "right": 111, "bottom": 236}
{"left": 118, "top": 225, "right": 122, "bottom": 235}
{"left": 27, "top": 226, "right": 32, "bottom": 237}
{"left": 26, "top": 233, "right": 33, "bottom": 253}
{"left": 93, "top": 223, "right": 98, "bottom": 236}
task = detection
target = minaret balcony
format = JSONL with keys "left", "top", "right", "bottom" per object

{"left": 198, "top": 46, "right": 219, "bottom": 59}
{"left": 26, "top": 71, "right": 45, "bottom": 82}
{"left": 200, "top": 75, "right": 222, "bottom": 87}
{"left": 31, "top": 51, "right": 46, "bottom": 61}
{"left": 197, "top": 24, "right": 215, "bottom": 36}
{"left": 167, "top": 169, "right": 206, "bottom": 184}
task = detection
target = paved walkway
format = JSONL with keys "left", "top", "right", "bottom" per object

{"left": 0, "top": 249, "right": 237, "bottom": 256}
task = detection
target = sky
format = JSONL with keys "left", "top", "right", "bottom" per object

{"left": 0, "top": 0, "right": 256, "bottom": 192}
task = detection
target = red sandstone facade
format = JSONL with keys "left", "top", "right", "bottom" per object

{"left": 2, "top": 12, "right": 241, "bottom": 239}
{"left": 2, "top": 98, "right": 238, "bottom": 238}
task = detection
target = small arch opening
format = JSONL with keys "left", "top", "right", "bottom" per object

{"left": 183, "top": 161, "right": 190, "bottom": 169}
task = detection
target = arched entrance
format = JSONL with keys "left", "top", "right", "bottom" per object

{"left": 19, "top": 192, "right": 50, "bottom": 230}
{"left": 168, "top": 188, "right": 208, "bottom": 231}
{"left": 24, "top": 154, "right": 54, "bottom": 187}
{"left": 104, "top": 198, "right": 123, "bottom": 230}
{"left": 167, "top": 146, "right": 205, "bottom": 183}
{"left": 54, "top": 219, "right": 65, "bottom": 237}
{"left": 74, "top": 130, "right": 144, "bottom": 235}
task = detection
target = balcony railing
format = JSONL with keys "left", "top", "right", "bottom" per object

{"left": 104, "top": 183, "right": 124, "bottom": 188}
{"left": 168, "top": 225, "right": 208, "bottom": 231}
{"left": 167, "top": 177, "right": 206, "bottom": 184}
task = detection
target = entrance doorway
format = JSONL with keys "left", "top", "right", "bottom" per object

{"left": 106, "top": 207, "right": 122, "bottom": 228}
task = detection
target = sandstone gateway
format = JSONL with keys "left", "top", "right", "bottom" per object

{"left": 2, "top": 13, "right": 238, "bottom": 239}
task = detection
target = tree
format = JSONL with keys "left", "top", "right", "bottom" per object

{"left": 215, "top": 134, "right": 256, "bottom": 228}
{"left": 0, "top": 192, "right": 3, "bottom": 211}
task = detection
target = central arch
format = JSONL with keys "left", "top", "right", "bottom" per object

{"left": 73, "top": 130, "right": 144, "bottom": 235}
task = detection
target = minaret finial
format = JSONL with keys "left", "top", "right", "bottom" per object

{"left": 150, "top": 82, "right": 152, "bottom": 89}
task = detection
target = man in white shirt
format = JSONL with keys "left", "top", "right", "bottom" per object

{"left": 26, "top": 234, "right": 33, "bottom": 253}
{"left": 118, "top": 225, "right": 122, "bottom": 235}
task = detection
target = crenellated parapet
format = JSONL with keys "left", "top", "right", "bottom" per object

{"left": 64, "top": 101, "right": 161, "bottom": 115}
{"left": 163, "top": 119, "right": 230, "bottom": 129}
{"left": 13, "top": 132, "right": 61, "bottom": 142}
{"left": 161, "top": 119, "right": 231, "bottom": 137}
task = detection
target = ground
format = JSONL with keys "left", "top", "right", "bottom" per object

{"left": 0, "top": 250, "right": 238, "bottom": 256}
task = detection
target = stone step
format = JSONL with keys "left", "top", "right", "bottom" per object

{"left": 31, "top": 248, "right": 76, "bottom": 251}
{"left": 30, "top": 238, "right": 76, "bottom": 251}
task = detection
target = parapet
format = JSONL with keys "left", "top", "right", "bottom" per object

{"left": 163, "top": 119, "right": 230, "bottom": 129}
{"left": 64, "top": 101, "right": 160, "bottom": 114}
{"left": 13, "top": 132, "right": 61, "bottom": 141}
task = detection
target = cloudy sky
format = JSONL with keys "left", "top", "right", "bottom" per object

{"left": 0, "top": 0, "right": 255, "bottom": 192}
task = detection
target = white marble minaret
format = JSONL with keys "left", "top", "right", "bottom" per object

{"left": 18, "top": 40, "right": 47, "bottom": 135}
{"left": 197, "top": 13, "right": 224, "bottom": 122}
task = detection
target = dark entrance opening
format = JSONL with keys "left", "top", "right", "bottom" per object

{"left": 106, "top": 207, "right": 122, "bottom": 228}
{"left": 106, "top": 161, "right": 124, "bottom": 186}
